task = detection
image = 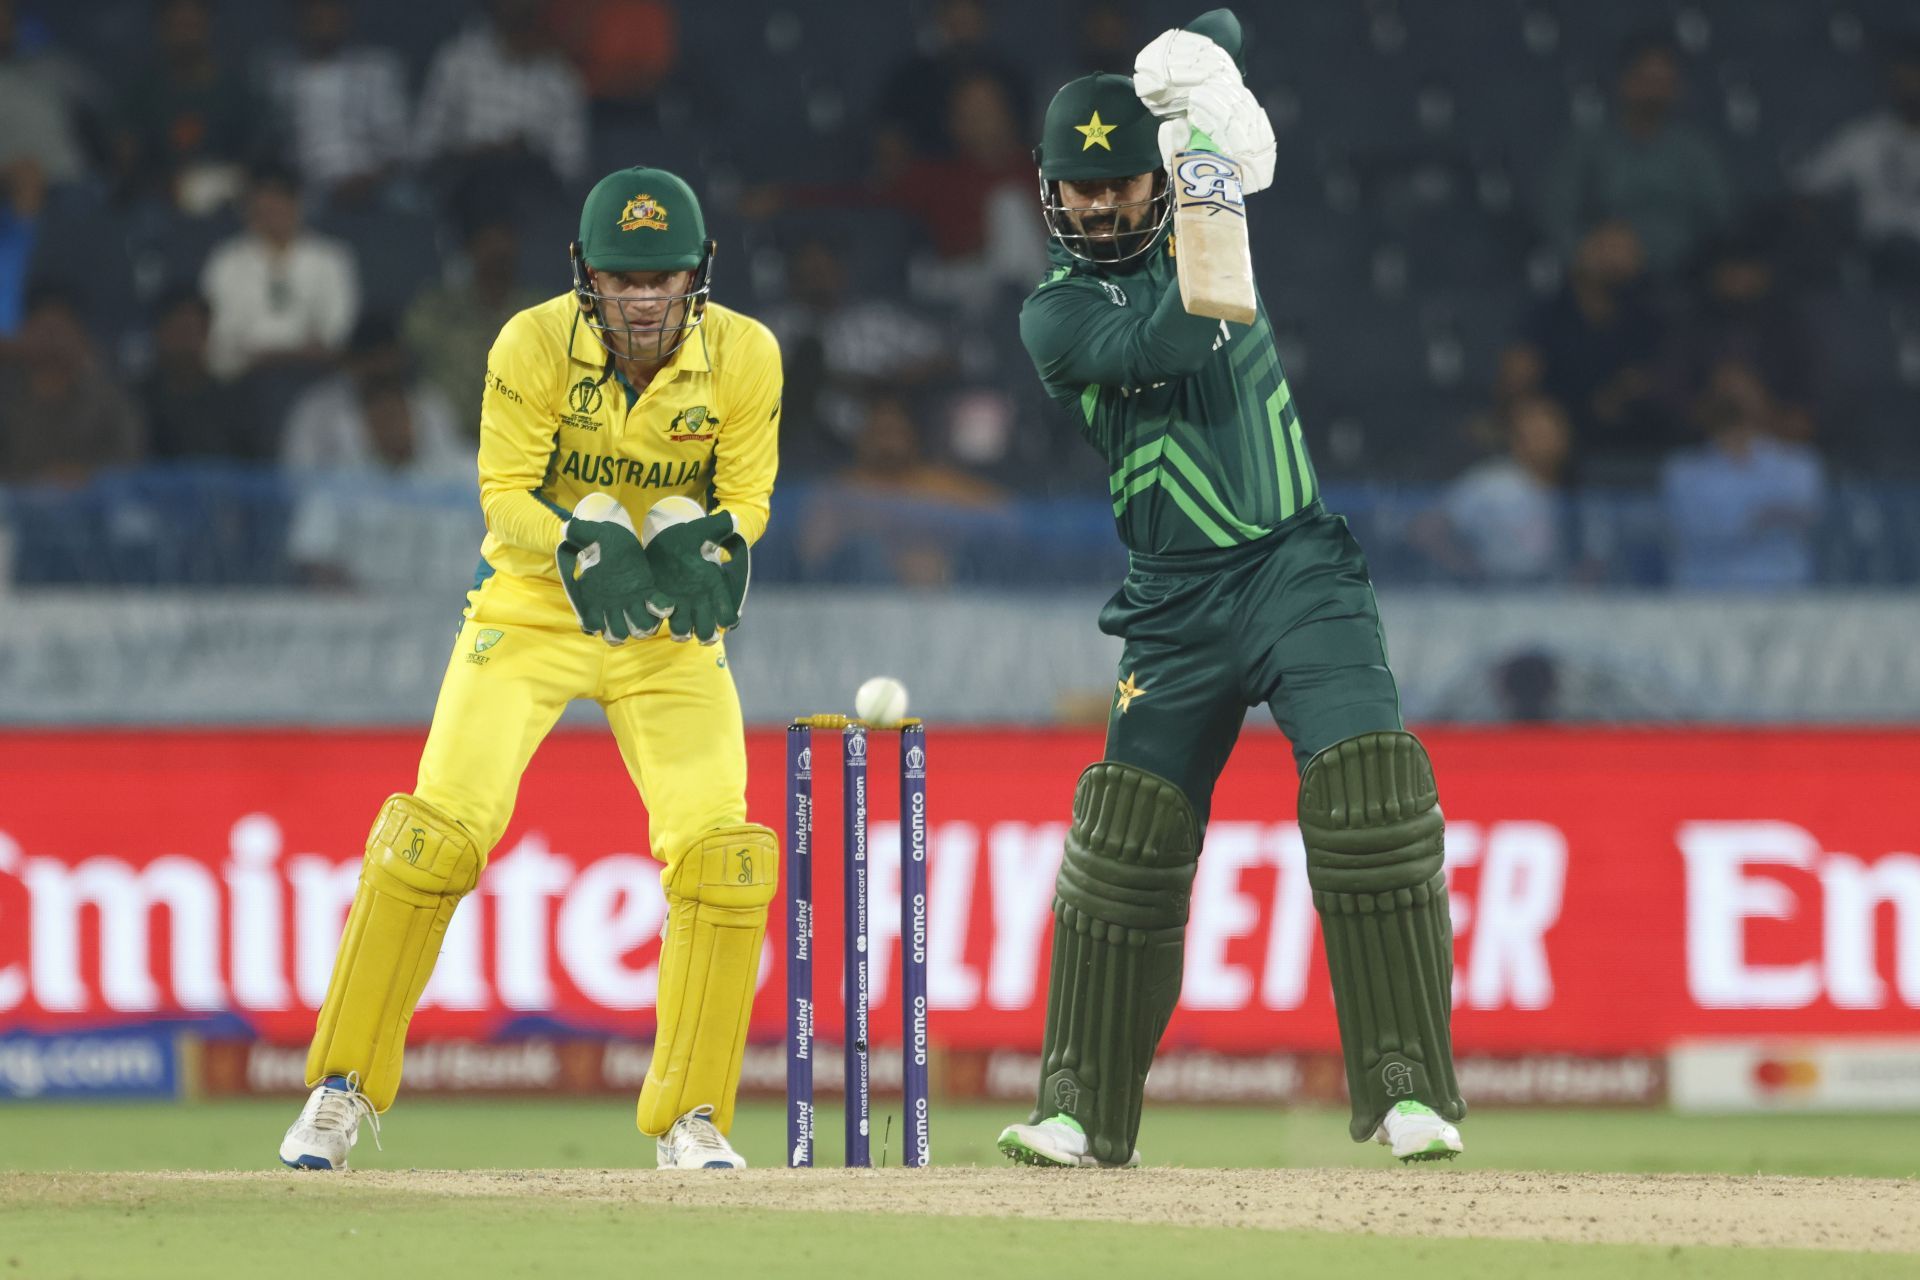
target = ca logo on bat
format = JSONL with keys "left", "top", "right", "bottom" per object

{"left": 1176, "top": 154, "right": 1245, "bottom": 209}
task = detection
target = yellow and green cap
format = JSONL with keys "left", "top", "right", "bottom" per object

{"left": 575, "top": 166, "right": 707, "bottom": 272}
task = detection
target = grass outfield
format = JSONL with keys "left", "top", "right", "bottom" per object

{"left": 2, "top": 1099, "right": 1918, "bottom": 1177}
{"left": 3, "top": 1102, "right": 1916, "bottom": 1279}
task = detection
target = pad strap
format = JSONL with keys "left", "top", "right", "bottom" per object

{"left": 1300, "top": 732, "right": 1466, "bottom": 1140}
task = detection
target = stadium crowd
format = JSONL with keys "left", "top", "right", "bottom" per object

{"left": 1, "top": 0, "right": 1917, "bottom": 588}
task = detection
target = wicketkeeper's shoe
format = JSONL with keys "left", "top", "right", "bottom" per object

{"left": 656, "top": 1105, "right": 747, "bottom": 1169}
{"left": 997, "top": 1114, "right": 1141, "bottom": 1168}
{"left": 278, "top": 1074, "right": 380, "bottom": 1171}
{"left": 1372, "top": 1099, "right": 1463, "bottom": 1162}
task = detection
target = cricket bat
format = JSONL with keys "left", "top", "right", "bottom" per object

{"left": 1172, "top": 135, "right": 1257, "bottom": 325}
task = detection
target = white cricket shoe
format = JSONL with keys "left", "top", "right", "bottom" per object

{"left": 997, "top": 1114, "right": 1141, "bottom": 1168}
{"left": 656, "top": 1105, "right": 746, "bottom": 1169}
{"left": 1373, "top": 1099, "right": 1463, "bottom": 1162}
{"left": 279, "top": 1074, "right": 380, "bottom": 1171}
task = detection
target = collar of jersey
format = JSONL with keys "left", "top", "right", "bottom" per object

{"left": 565, "top": 308, "right": 713, "bottom": 380}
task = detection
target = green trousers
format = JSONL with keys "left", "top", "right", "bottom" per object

{"left": 1098, "top": 504, "right": 1402, "bottom": 820}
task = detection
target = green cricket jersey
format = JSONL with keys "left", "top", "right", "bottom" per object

{"left": 1020, "top": 233, "right": 1319, "bottom": 555}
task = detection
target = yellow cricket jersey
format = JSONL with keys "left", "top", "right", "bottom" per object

{"left": 471, "top": 292, "right": 781, "bottom": 604}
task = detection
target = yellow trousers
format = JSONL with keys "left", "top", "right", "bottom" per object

{"left": 306, "top": 574, "right": 766, "bottom": 1127}
{"left": 419, "top": 575, "right": 746, "bottom": 859}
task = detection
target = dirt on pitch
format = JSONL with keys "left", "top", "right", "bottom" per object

{"left": 57, "top": 1168, "right": 1920, "bottom": 1253}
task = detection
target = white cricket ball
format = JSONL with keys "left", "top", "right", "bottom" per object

{"left": 572, "top": 491, "right": 635, "bottom": 532}
{"left": 856, "top": 676, "right": 910, "bottom": 728}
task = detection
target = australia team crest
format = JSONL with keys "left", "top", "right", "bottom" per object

{"left": 618, "top": 193, "right": 669, "bottom": 232}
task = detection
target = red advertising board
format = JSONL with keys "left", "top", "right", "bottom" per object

{"left": 1, "top": 728, "right": 1916, "bottom": 1053}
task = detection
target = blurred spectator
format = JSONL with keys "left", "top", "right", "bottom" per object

{"left": 762, "top": 237, "right": 953, "bottom": 464}
{"left": 546, "top": 0, "right": 677, "bottom": 118}
{"left": 1665, "top": 227, "right": 1816, "bottom": 443}
{"left": 200, "top": 166, "right": 359, "bottom": 381}
{"left": 282, "top": 315, "right": 465, "bottom": 475}
{"left": 1509, "top": 221, "right": 1669, "bottom": 476}
{"left": 908, "top": 70, "right": 1050, "bottom": 308}
{"left": 267, "top": 0, "right": 412, "bottom": 205}
{"left": 402, "top": 214, "right": 544, "bottom": 438}
{"left": 803, "top": 392, "right": 1004, "bottom": 585}
{"left": 874, "top": 0, "right": 1030, "bottom": 169}
{"left": 115, "top": 0, "right": 262, "bottom": 214}
{"left": 282, "top": 316, "right": 474, "bottom": 589}
{"left": 1661, "top": 362, "right": 1824, "bottom": 589}
{"left": 752, "top": 72, "right": 1044, "bottom": 311}
{"left": 1795, "top": 34, "right": 1920, "bottom": 281}
{"left": 1494, "top": 651, "right": 1561, "bottom": 723}
{"left": 0, "top": 157, "right": 46, "bottom": 338}
{"left": 1542, "top": 31, "right": 1734, "bottom": 277}
{"left": 0, "top": 287, "right": 144, "bottom": 485}
{"left": 0, "top": 0, "right": 104, "bottom": 183}
{"left": 1418, "top": 395, "right": 1573, "bottom": 584}
{"left": 841, "top": 393, "right": 1000, "bottom": 505}
{"left": 416, "top": 0, "right": 590, "bottom": 193}
{"left": 138, "top": 288, "right": 258, "bottom": 460}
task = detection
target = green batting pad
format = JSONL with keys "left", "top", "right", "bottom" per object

{"left": 1035, "top": 762, "right": 1200, "bottom": 1166}
{"left": 1299, "top": 732, "right": 1466, "bottom": 1142}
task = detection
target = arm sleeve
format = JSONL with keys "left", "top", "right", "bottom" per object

{"left": 710, "top": 320, "right": 782, "bottom": 545}
{"left": 1019, "top": 274, "right": 1222, "bottom": 390}
{"left": 476, "top": 312, "right": 568, "bottom": 553}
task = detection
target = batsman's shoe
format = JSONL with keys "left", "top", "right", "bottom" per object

{"left": 1373, "top": 1100, "right": 1463, "bottom": 1162}
{"left": 656, "top": 1105, "right": 746, "bottom": 1169}
{"left": 278, "top": 1074, "right": 380, "bottom": 1171}
{"left": 997, "top": 1115, "right": 1141, "bottom": 1169}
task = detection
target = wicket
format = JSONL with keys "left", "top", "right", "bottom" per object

{"left": 786, "top": 714, "right": 931, "bottom": 1168}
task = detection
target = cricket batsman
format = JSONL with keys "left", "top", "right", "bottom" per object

{"left": 278, "top": 166, "right": 781, "bottom": 1171}
{"left": 996, "top": 11, "right": 1467, "bottom": 1167}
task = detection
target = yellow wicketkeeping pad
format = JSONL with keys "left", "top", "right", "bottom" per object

{"left": 305, "top": 794, "right": 484, "bottom": 1112}
{"left": 636, "top": 824, "right": 778, "bottom": 1136}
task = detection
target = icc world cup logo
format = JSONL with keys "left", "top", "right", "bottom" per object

{"left": 905, "top": 746, "right": 926, "bottom": 772}
{"left": 846, "top": 733, "right": 867, "bottom": 762}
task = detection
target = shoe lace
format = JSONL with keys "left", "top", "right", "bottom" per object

{"left": 672, "top": 1105, "right": 732, "bottom": 1158}
{"left": 314, "top": 1072, "right": 382, "bottom": 1151}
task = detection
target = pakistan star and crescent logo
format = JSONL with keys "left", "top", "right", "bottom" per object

{"left": 1075, "top": 110, "right": 1116, "bottom": 151}
{"left": 1115, "top": 671, "right": 1146, "bottom": 713}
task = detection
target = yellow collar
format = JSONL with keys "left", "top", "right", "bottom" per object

{"left": 567, "top": 307, "right": 713, "bottom": 381}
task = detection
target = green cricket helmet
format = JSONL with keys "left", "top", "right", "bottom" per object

{"left": 569, "top": 166, "right": 716, "bottom": 362}
{"left": 1035, "top": 73, "right": 1170, "bottom": 264}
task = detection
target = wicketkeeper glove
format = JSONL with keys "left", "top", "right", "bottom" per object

{"left": 1154, "top": 78, "right": 1275, "bottom": 195}
{"left": 643, "top": 513, "right": 751, "bottom": 646}
{"left": 556, "top": 516, "right": 675, "bottom": 644}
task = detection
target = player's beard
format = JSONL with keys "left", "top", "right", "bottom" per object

{"left": 1072, "top": 205, "right": 1153, "bottom": 264}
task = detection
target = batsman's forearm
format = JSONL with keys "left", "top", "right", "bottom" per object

{"left": 1026, "top": 278, "right": 1222, "bottom": 388}
{"left": 480, "top": 485, "right": 567, "bottom": 554}
{"left": 1094, "top": 281, "right": 1222, "bottom": 383}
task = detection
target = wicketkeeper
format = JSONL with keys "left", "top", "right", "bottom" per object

{"left": 996, "top": 10, "right": 1467, "bottom": 1167}
{"left": 280, "top": 166, "right": 782, "bottom": 1171}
